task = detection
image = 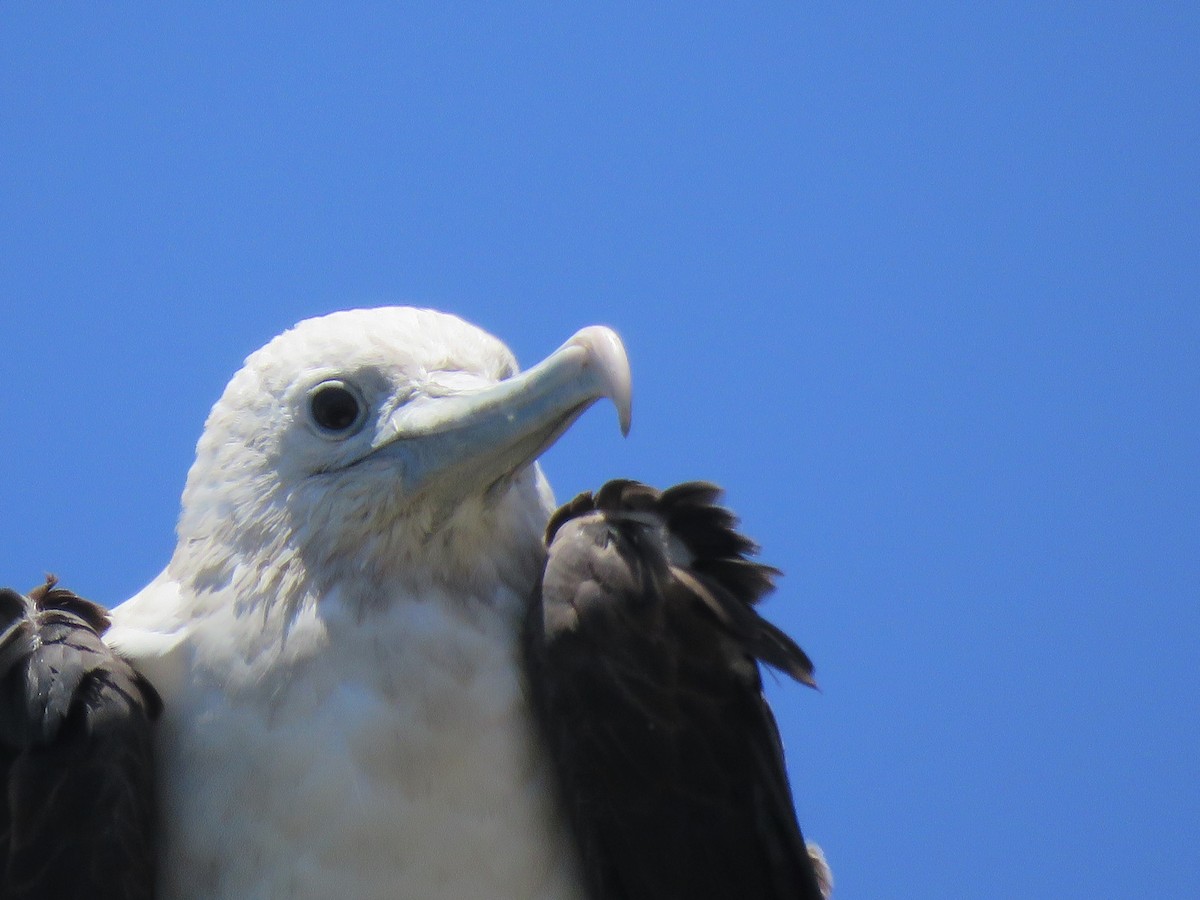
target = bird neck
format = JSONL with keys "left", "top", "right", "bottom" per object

{"left": 167, "top": 471, "right": 554, "bottom": 678}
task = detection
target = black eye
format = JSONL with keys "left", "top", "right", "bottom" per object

{"left": 308, "top": 381, "right": 366, "bottom": 436}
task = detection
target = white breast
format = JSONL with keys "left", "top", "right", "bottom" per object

{"left": 139, "top": 582, "right": 583, "bottom": 900}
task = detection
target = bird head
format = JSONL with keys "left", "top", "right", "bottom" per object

{"left": 169, "top": 307, "right": 630, "bottom": 611}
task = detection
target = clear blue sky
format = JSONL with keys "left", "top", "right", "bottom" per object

{"left": 2, "top": 5, "right": 1196, "bottom": 897}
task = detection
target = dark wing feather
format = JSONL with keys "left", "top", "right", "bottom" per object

{"left": 0, "top": 579, "right": 160, "bottom": 900}
{"left": 525, "top": 481, "right": 828, "bottom": 900}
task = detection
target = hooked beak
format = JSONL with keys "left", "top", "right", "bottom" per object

{"left": 369, "top": 326, "right": 631, "bottom": 501}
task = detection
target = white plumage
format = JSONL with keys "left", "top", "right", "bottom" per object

{"left": 105, "top": 307, "right": 630, "bottom": 899}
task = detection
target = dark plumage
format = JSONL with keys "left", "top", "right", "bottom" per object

{"left": 525, "top": 480, "right": 829, "bottom": 900}
{"left": 0, "top": 578, "right": 161, "bottom": 900}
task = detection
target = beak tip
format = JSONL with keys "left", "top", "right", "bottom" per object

{"left": 568, "top": 325, "right": 633, "bottom": 437}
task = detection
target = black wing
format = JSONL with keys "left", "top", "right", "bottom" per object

{"left": 0, "top": 578, "right": 161, "bottom": 900}
{"left": 525, "top": 481, "right": 830, "bottom": 900}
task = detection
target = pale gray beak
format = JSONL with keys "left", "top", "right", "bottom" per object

{"left": 370, "top": 326, "right": 631, "bottom": 499}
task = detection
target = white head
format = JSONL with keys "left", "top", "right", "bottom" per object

{"left": 168, "top": 307, "right": 630, "bottom": 620}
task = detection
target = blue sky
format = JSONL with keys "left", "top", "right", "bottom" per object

{"left": 2, "top": 5, "right": 1196, "bottom": 897}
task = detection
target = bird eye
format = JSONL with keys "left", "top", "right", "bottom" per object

{"left": 308, "top": 381, "right": 367, "bottom": 437}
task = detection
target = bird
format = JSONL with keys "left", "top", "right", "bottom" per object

{"left": 0, "top": 306, "right": 829, "bottom": 899}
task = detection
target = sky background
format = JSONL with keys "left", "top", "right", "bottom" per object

{"left": 2, "top": 5, "right": 1196, "bottom": 897}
